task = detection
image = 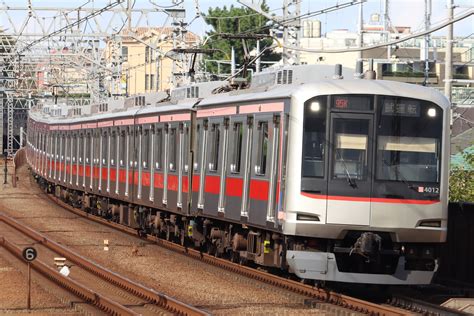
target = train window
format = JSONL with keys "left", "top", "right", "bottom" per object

{"left": 332, "top": 119, "right": 369, "bottom": 181}
{"left": 230, "top": 122, "right": 243, "bottom": 173}
{"left": 194, "top": 124, "right": 201, "bottom": 171}
{"left": 110, "top": 131, "right": 116, "bottom": 166}
{"left": 70, "top": 135, "right": 74, "bottom": 162}
{"left": 302, "top": 96, "right": 327, "bottom": 178}
{"left": 255, "top": 121, "right": 268, "bottom": 176}
{"left": 141, "top": 128, "right": 150, "bottom": 169}
{"left": 209, "top": 124, "right": 220, "bottom": 172}
{"left": 85, "top": 134, "right": 89, "bottom": 164}
{"left": 119, "top": 131, "right": 126, "bottom": 167}
{"left": 182, "top": 125, "right": 189, "bottom": 172}
{"left": 169, "top": 128, "right": 177, "bottom": 172}
{"left": 88, "top": 133, "right": 93, "bottom": 164}
{"left": 376, "top": 97, "right": 442, "bottom": 183}
{"left": 77, "top": 135, "right": 82, "bottom": 164}
{"left": 101, "top": 131, "right": 108, "bottom": 165}
{"left": 154, "top": 128, "right": 163, "bottom": 170}
{"left": 94, "top": 133, "right": 100, "bottom": 165}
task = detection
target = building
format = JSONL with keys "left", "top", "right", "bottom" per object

{"left": 105, "top": 27, "right": 200, "bottom": 96}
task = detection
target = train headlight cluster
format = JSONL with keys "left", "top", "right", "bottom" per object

{"left": 427, "top": 108, "right": 437, "bottom": 117}
{"left": 310, "top": 101, "right": 321, "bottom": 112}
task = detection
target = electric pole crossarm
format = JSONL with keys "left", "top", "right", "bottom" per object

{"left": 18, "top": 0, "right": 123, "bottom": 55}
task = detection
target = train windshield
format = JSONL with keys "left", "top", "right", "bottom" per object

{"left": 301, "top": 95, "right": 443, "bottom": 188}
{"left": 376, "top": 97, "right": 442, "bottom": 183}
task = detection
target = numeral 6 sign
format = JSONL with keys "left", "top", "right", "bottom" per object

{"left": 22, "top": 247, "right": 37, "bottom": 262}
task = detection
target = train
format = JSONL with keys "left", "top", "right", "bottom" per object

{"left": 26, "top": 64, "right": 450, "bottom": 285}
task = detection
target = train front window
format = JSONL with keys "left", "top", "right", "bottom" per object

{"left": 302, "top": 96, "right": 327, "bottom": 178}
{"left": 376, "top": 97, "right": 442, "bottom": 183}
{"left": 332, "top": 119, "right": 368, "bottom": 181}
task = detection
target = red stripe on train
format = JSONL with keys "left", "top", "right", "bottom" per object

{"left": 249, "top": 179, "right": 269, "bottom": 201}
{"left": 204, "top": 175, "right": 220, "bottom": 194}
{"left": 301, "top": 192, "right": 440, "bottom": 205}
{"left": 225, "top": 177, "right": 243, "bottom": 197}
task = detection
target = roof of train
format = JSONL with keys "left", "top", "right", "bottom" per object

{"left": 198, "top": 79, "right": 450, "bottom": 110}
{"left": 30, "top": 78, "right": 449, "bottom": 125}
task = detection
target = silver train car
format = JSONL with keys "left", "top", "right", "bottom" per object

{"left": 26, "top": 65, "right": 450, "bottom": 285}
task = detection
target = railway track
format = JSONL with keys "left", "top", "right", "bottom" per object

{"left": 0, "top": 212, "right": 209, "bottom": 316}
{"left": 388, "top": 295, "right": 470, "bottom": 316}
{"left": 47, "top": 193, "right": 407, "bottom": 316}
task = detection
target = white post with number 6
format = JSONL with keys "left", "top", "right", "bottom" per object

{"left": 22, "top": 247, "right": 37, "bottom": 310}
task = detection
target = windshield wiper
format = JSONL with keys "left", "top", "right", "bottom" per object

{"left": 383, "top": 159, "right": 418, "bottom": 192}
{"left": 337, "top": 150, "right": 357, "bottom": 188}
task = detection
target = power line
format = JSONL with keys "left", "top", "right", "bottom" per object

{"left": 278, "top": 8, "right": 473, "bottom": 54}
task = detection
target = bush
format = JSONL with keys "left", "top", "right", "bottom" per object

{"left": 450, "top": 149, "right": 474, "bottom": 203}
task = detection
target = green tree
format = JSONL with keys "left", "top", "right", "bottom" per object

{"left": 449, "top": 149, "right": 474, "bottom": 203}
{"left": 202, "top": 3, "right": 280, "bottom": 77}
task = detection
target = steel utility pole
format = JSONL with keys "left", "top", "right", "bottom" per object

{"left": 384, "top": 0, "right": 391, "bottom": 59}
{"left": 238, "top": 0, "right": 301, "bottom": 65}
{"left": 445, "top": 0, "right": 454, "bottom": 102}
{"left": 423, "top": 0, "right": 432, "bottom": 85}
{"left": 358, "top": 1, "right": 364, "bottom": 60}
{"left": 165, "top": 1, "right": 186, "bottom": 87}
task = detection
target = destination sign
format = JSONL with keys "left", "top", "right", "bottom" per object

{"left": 331, "top": 95, "right": 373, "bottom": 111}
{"left": 382, "top": 99, "right": 420, "bottom": 117}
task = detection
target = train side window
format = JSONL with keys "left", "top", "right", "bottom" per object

{"left": 182, "top": 124, "right": 189, "bottom": 172}
{"left": 169, "top": 128, "right": 177, "bottom": 172}
{"left": 209, "top": 123, "right": 220, "bottom": 172}
{"left": 119, "top": 130, "right": 126, "bottom": 167}
{"left": 94, "top": 133, "right": 100, "bottom": 165}
{"left": 141, "top": 128, "right": 150, "bottom": 169}
{"left": 101, "top": 130, "right": 108, "bottom": 165}
{"left": 154, "top": 128, "right": 163, "bottom": 170}
{"left": 230, "top": 122, "right": 243, "bottom": 173}
{"left": 85, "top": 134, "right": 90, "bottom": 164}
{"left": 255, "top": 121, "right": 268, "bottom": 176}
{"left": 71, "top": 134, "right": 75, "bottom": 163}
{"left": 194, "top": 124, "right": 201, "bottom": 171}
{"left": 78, "top": 134, "right": 83, "bottom": 163}
{"left": 110, "top": 131, "right": 116, "bottom": 166}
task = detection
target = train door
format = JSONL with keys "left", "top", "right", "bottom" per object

{"left": 179, "top": 122, "right": 190, "bottom": 214}
{"left": 108, "top": 128, "right": 117, "bottom": 195}
{"left": 76, "top": 131, "right": 82, "bottom": 188}
{"left": 137, "top": 124, "right": 151, "bottom": 202}
{"left": 326, "top": 113, "right": 373, "bottom": 225}
{"left": 203, "top": 118, "right": 224, "bottom": 217}
{"left": 224, "top": 116, "right": 247, "bottom": 221}
{"left": 248, "top": 114, "right": 281, "bottom": 227}
{"left": 116, "top": 126, "right": 129, "bottom": 200}
{"left": 99, "top": 128, "right": 108, "bottom": 194}
{"left": 69, "top": 131, "right": 75, "bottom": 187}
{"left": 128, "top": 126, "right": 137, "bottom": 202}
{"left": 92, "top": 130, "right": 100, "bottom": 193}
{"left": 85, "top": 130, "right": 93, "bottom": 191}
{"left": 152, "top": 124, "right": 165, "bottom": 207}
{"left": 165, "top": 122, "right": 180, "bottom": 212}
{"left": 191, "top": 120, "right": 204, "bottom": 211}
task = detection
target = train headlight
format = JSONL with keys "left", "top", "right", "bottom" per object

{"left": 310, "top": 101, "right": 321, "bottom": 112}
{"left": 427, "top": 108, "right": 436, "bottom": 117}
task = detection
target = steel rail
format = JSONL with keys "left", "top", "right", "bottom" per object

{"left": 0, "top": 211, "right": 209, "bottom": 316}
{"left": 0, "top": 236, "right": 139, "bottom": 316}
{"left": 47, "top": 194, "right": 406, "bottom": 316}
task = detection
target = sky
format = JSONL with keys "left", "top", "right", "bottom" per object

{"left": 190, "top": 0, "right": 473, "bottom": 37}
{"left": 1, "top": 0, "right": 473, "bottom": 38}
